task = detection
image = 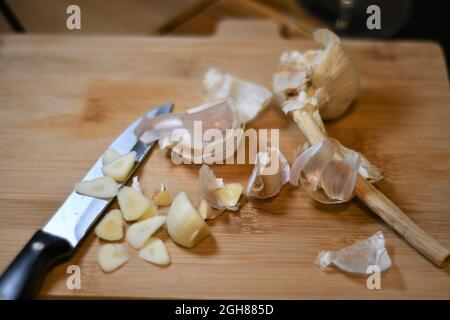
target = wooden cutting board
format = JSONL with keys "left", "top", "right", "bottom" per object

{"left": 0, "top": 21, "right": 449, "bottom": 299}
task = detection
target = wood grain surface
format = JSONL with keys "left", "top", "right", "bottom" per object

{"left": 0, "top": 23, "right": 449, "bottom": 299}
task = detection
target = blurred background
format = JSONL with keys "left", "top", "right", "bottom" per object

{"left": 0, "top": 0, "right": 447, "bottom": 63}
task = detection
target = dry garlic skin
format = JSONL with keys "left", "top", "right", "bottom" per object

{"left": 95, "top": 209, "right": 124, "bottom": 241}
{"left": 167, "top": 192, "right": 210, "bottom": 248}
{"left": 118, "top": 186, "right": 151, "bottom": 221}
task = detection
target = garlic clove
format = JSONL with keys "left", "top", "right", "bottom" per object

{"left": 126, "top": 215, "right": 167, "bottom": 249}
{"left": 154, "top": 183, "right": 172, "bottom": 207}
{"left": 95, "top": 209, "right": 124, "bottom": 241}
{"left": 102, "top": 148, "right": 121, "bottom": 166}
{"left": 102, "top": 151, "right": 136, "bottom": 183}
{"left": 75, "top": 176, "right": 119, "bottom": 198}
{"left": 167, "top": 192, "right": 210, "bottom": 248}
{"left": 138, "top": 204, "right": 158, "bottom": 221}
{"left": 118, "top": 186, "right": 151, "bottom": 221}
{"left": 203, "top": 68, "right": 272, "bottom": 123}
{"left": 246, "top": 147, "right": 290, "bottom": 199}
{"left": 215, "top": 183, "right": 243, "bottom": 208}
{"left": 138, "top": 237, "right": 171, "bottom": 265}
{"left": 98, "top": 244, "right": 129, "bottom": 273}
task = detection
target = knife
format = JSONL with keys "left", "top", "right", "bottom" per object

{"left": 0, "top": 102, "right": 174, "bottom": 300}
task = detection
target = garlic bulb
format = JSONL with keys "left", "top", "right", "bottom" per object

{"left": 203, "top": 68, "right": 272, "bottom": 123}
{"left": 135, "top": 98, "right": 244, "bottom": 164}
{"left": 273, "top": 29, "right": 359, "bottom": 120}
{"left": 246, "top": 147, "right": 290, "bottom": 199}
{"left": 290, "top": 138, "right": 361, "bottom": 204}
{"left": 199, "top": 164, "right": 243, "bottom": 215}
{"left": 315, "top": 231, "right": 391, "bottom": 274}
{"left": 167, "top": 192, "right": 210, "bottom": 248}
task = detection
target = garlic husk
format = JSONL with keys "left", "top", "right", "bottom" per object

{"left": 167, "top": 192, "right": 210, "bottom": 248}
{"left": 199, "top": 164, "right": 243, "bottom": 214}
{"left": 203, "top": 68, "right": 272, "bottom": 123}
{"left": 273, "top": 29, "right": 359, "bottom": 120}
{"left": 246, "top": 147, "right": 290, "bottom": 199}
{"left": 315, "top": 231, "right": 391, "bottom": 274}
{"left": 135, "top": 98, "right": 244, "bottom": 164}
{"left": 290, "top": 138, "right": 361, "bottom": 204}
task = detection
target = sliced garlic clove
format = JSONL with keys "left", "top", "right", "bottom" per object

{"left": 138, "top": 204, "right": 158, "bottom": 221}
{"left": 315, "top": 231, "right": 391, "bottom": 274}
{"left": 126, "top": 215, "right": 167, "bottom": 249}
{"left": 246, "top": 147, "right": 290, "bottom": 199}
{"left": 203, "top": 68, "right": 272, "bottom": 123}
{"left": 198, "top": 199, "right": 209, "bottom": 219}
{"left": 138, "top": 237, "right": 171, "bottom": 265}
{"left": 215, "top": 183, "right": 243, "bottom": 208}
{"left": 167, "top": 192, "right": 210, "bottom": 248}
{"left": 95, "top": 209, "right": 124, "bottom": 241}
{"left": 154, "top": 182, "right": 172, "bottom": 207}
{"left": 102, "top": 148, "right": 121, "bottom": 166}
{"left": 102, "top": 151, "right": 136, "bottom": 183}
{"left": 118, "top": 186, "right": 151, "bottom": 221}
{"left": 98, "top": 244, "right": 129, "bottom": 273}
{"left": 75, "top": 176, "right": 119, "bottom": 198}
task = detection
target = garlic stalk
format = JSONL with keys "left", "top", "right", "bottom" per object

{"left": 167, "top": 192, "right": 210, "bottom": 248}
{"left": 315, "top": 231, "right": 391, "bottom": 274}
{"left": 203, "top": 68, "right": 272, "bottom": 123}
{"left": 199, "top": 165, "right": 243, "bottom": 216}
{"left": 135, "top": 98, "right": 244, "bottom": 164}
{"left": 246, "top": 147, "right": 290, "bottom": 199}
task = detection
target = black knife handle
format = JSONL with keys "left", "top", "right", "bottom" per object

{"left": 0, "top": 230, "right": 73, "bottom": 300}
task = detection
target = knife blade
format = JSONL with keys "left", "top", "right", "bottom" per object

{"left": 0, "top": 102, "right": 174, "bottom": 299}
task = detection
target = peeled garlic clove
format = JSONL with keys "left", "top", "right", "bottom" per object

{"left": 126, "top": 215, "right": 167, "bottom": 249}
{"left": 246, "top": 147, "right": 290, "bottom": 199}
{"left": 154, "top": 182, "right": 172, "bottom": 207}
{"left": 203, "top": 68, "right": 272, "bottom": 123}
{"left": 315, "top": 231, "right": 391, "bottom": 274}
{"left": 98, "top": 244, "right": 129, "bottom": 273}
{"left": 95, "top": 209, "right": 124, "bottom": 241}
{"left": 102, "top": 148, "right": 121, "bottom": 166}
{"left": 167, "top": 192, "right": 210, "bottom": 248}
{"left": 215, "top": 183, "right": 243, "bottom": 208}
{"left": 118, "top": 186, "right": 151, "bottom": 221}
{"left": 75, "top": 176, "right": 119, "bottom": 198}
{"left": 138, "top": 237, "right": 171, "bottom": 265}
{"left": 102, "top": 151, "right": 136, "bottom": 183}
